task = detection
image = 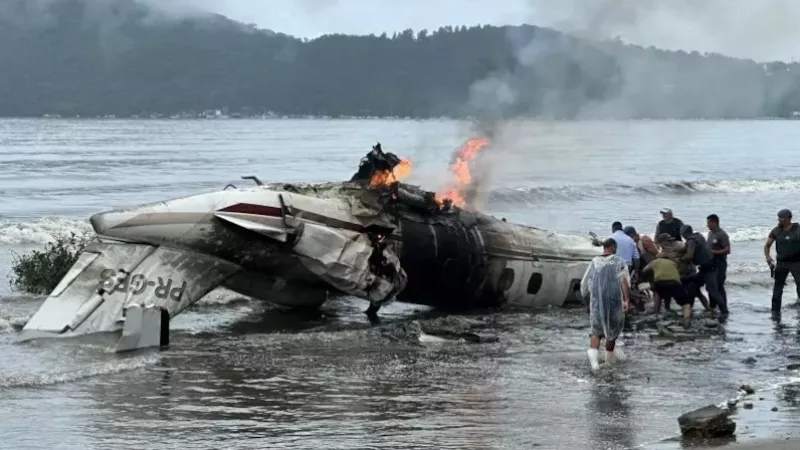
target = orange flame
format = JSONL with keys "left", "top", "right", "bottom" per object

{"left": 369, "top": 158, "right": 412, "bottom": 186}
{"left": 435, "top": 137, "right": 489, "bottom": 208}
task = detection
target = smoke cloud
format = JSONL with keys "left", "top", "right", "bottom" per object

{"left": 453, "top": 0, "right": 800, "bottom": 211}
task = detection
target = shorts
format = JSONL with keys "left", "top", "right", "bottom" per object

{"left": 653, "top": 279, "right": 692, "bottom": 307}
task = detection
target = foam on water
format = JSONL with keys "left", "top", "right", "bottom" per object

{"left": 0, "top": 217, "right": 92, "bottom": 245}
{"left": 488, "top": 178, "right": 800, "bottom": 205}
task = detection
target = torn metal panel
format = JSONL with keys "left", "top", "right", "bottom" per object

{"left": 292, "top": 222, "right": 407, "bottom": 306}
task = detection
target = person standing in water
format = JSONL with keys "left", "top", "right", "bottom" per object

{"left": 764, "top": 209, "right": 800, "bottom": 318}
{"left": 682, "top": 224, "right": 727, "bottom": 317}
{"left": 706, "top": 214, "right": 730, "bottom": 311}
{"left": 581, "top": 238, "right": 631, "bottom": 371}
{"left": 655, "top": 208, "right": 684, "bottom": 242}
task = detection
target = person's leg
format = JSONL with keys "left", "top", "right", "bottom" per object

{"left": 691, "top": 270, "right": 712, "bottom": 311}
{"left": 652, "top": 281, "right": 664, "bottom": 313}
{"left": 588, "top": 334, "right": 601, "bottom": 370}
{"left": 653, "top": 290, "right": 662, "bottom": 313}
{"left": 704, "top": 268, "right": 726, "bottom": 315}
{"left": 707, "top": 274, "right": 717, "bottom": 309}
{"left": 605, "top": 338, "right": 618, "bottom": 365}
{"left": 789, "top": 262, "right": 800, "bottom": 304}
{"left": 772, "top": 263, "right": 791, "bottom": 314}
{"left": 669, "top": 280, "right": 693, "bottom": 327}
{"left": 717, "top": 259, "right": 728, "bottom": 306}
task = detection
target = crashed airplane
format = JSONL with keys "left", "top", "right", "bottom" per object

{"left": 19, "top": 141, "right": 601, "bottom": 351}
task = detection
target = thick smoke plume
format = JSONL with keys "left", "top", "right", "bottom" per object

{"left": 454, "top": 0, "right": 800, "bottom": 211}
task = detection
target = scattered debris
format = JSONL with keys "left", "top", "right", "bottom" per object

{"left": 788, "top": 363, "right": 800, "bottom": 371}
{"left": 380, "top": 317, "right": 500, "bottom": 345}
{"left": 628, "top": 312, "right": 725, "bottom": 344}
{"left": 678, "top": 405, "right": 736, "bottom": 438}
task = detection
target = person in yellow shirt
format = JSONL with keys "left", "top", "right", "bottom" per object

{"left": 642, "top": 254, "right": 693, "bottom": 326}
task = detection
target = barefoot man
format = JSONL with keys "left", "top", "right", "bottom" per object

{"left": 581, "top": 238, "right": 631, "bottom": 371}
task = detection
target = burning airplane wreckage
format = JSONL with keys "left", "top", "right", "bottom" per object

{"left": 19, "top": 139, "right": 601, "bottom": 352}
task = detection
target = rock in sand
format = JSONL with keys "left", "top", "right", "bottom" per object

{"left": 678, "top": 405, "right": 736, "bottom": 438}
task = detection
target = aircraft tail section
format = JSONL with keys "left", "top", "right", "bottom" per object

{"left": 19, "top": 241, "right": 241, "bottom": 346}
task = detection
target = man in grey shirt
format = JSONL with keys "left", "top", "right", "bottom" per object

{"left": 764, "top": 208, "right": 800, "bottom": 317}
{"left": 706, "top": 214, "right": 730, "bottom": 311}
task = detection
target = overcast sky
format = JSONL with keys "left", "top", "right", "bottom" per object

{"left": 180, "top": 0, "right": 800, "bottom": 62}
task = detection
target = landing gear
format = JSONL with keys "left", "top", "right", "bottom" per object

{"left": 365, "top": 302, "right": 381, "bottom": 325}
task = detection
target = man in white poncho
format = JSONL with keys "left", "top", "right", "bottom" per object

{"left": 581, "top": 238, "right": 632, "bottom": 371}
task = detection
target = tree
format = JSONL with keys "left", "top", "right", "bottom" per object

{"left": 0, "top": 0, "right": 799, "bottom": 118}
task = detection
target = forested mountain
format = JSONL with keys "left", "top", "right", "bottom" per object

{"left": 2, "top": 0, "right": 800, "bottom": 119}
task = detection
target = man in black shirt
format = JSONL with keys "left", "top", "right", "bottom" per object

{"left": 764, "top": 208, "right": 800, "bottom": 316}
{"left": 706, "top": 214, "right": 730, "bottom": 311}
{"left": 655, "top": 208, "right": 685, "bottom": 242}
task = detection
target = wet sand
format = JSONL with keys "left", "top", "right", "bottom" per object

{"left": 723, "top": 441, "right": 796, "bottom": 449}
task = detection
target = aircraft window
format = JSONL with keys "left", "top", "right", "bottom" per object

{"left": 527, "top": 273, "right": 543, "bottom": 295}
{"left": 498, "top": 268, "right": 514, "bottom": 291}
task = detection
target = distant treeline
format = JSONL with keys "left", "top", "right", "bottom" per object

{"left": 2, "top": 0, "right": 800, "bottom": 119}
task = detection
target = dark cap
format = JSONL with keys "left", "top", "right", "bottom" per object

{"left": 778, "top": 209, "right": 792, "bottom": 219}
{"left": 680, "top": 224, "right": 693, "bottom": 236}
{"left": 623, "top": 226, "right": 637, "bottom": 236}
{"left": 602, "top": 238, "right": 617, "bottom": 249}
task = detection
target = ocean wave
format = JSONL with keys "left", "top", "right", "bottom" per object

{"left": 488, "top": 178, "right": 800, "bottom": 204}
{"left": 727, "top": 226, "right": 772, "bottom": 243}
{"left": 0, "top": 217, "right": 92, "bottom": 245}
{"left": 0, "top": 354, "right": 159, "bottom": 389}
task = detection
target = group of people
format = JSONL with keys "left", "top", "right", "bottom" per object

{"left": 582, "top": 208, "right": 730, "bottom": 370}
{"left": 582, "top": 206, "right": 800, "bottom": 370}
